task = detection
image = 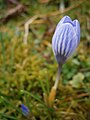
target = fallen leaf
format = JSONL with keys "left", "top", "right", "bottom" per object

{"left": 69, "top": 72, "right": 85, "bottom": 88}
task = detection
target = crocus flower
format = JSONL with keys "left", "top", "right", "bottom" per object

{"left": 21, "top": 104, "right": 30, "bottom": 117}
{"left": 48, "top": 16, "right": 80, "bottom": 107}
{"left": 52, "top": 16, "right": 80, "bottom": 65}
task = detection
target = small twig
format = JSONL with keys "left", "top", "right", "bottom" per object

{"left": 1, "top": 4, "right": 26, "bottom": 23}
{"left": 76, "top": 93, "right": 89, "bottom": 99}
{"left": 60, "top": 111, "right": 76, "bottom": 116}
{"left": 80, "top": 67, "right": 90, "bottom": 72}
{"left": 64, "top": 102, "right": 73, "bottom": 117}
{"left": 49, "top": 0, "right": 86, "bottom": 17}
{"left": 23, "top": 15, "right": 40, "bottom": 44}
{"left": 8, "top": 0, "right": 19, "bottom": 5}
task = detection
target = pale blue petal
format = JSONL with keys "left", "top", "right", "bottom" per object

{"left": 73, "top": 19, "right": 80, "bottom": 43}
{"left": 64, "top": 23, "right": 78, "bottom": 57}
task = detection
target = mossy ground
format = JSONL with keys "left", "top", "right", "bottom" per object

{"left": 0, "top": 0, "right": 90, "bottom": 120}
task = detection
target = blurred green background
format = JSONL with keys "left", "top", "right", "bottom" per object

{"left": 0, "top": 0, "right": 90, "bottom": 120}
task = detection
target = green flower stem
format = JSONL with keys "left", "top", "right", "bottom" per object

{"left": 48, "top": 64, "right": 62, "bottom": 107}
{"left": 53, "top": 64, "right": 62, "bottom": 90}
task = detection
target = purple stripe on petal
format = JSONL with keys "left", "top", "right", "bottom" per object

{"left": 61, "top": 25, "right": 69, "bottom": 56}
{"left": 55, "top": 31, "right": 60, "bottom": 54}
{"left": 63, "top": 24, "right": 74, "bottom": 57}
{"left": 57, "top": 28, "right": 65, "bottom": 54}
{"left": 66, "top": 25, "right": 78, "bottom": 57}
{"left": 67, "top": 35, "right": 78, "bottom": 58}
{"left": 63, "top": 26, "right": 70, "bottom": 56}
{"left": 65, "top": 37, "right": 73, "bottom": 57}
{"left": 59, "top": 28, "right": 66, "bottom": 55}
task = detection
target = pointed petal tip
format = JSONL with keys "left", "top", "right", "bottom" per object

{"left": 73, "top": 19, "right": 80, "bottom": 26}
{"left": 62, "top": 16, "right": 72, "bottom": 23}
